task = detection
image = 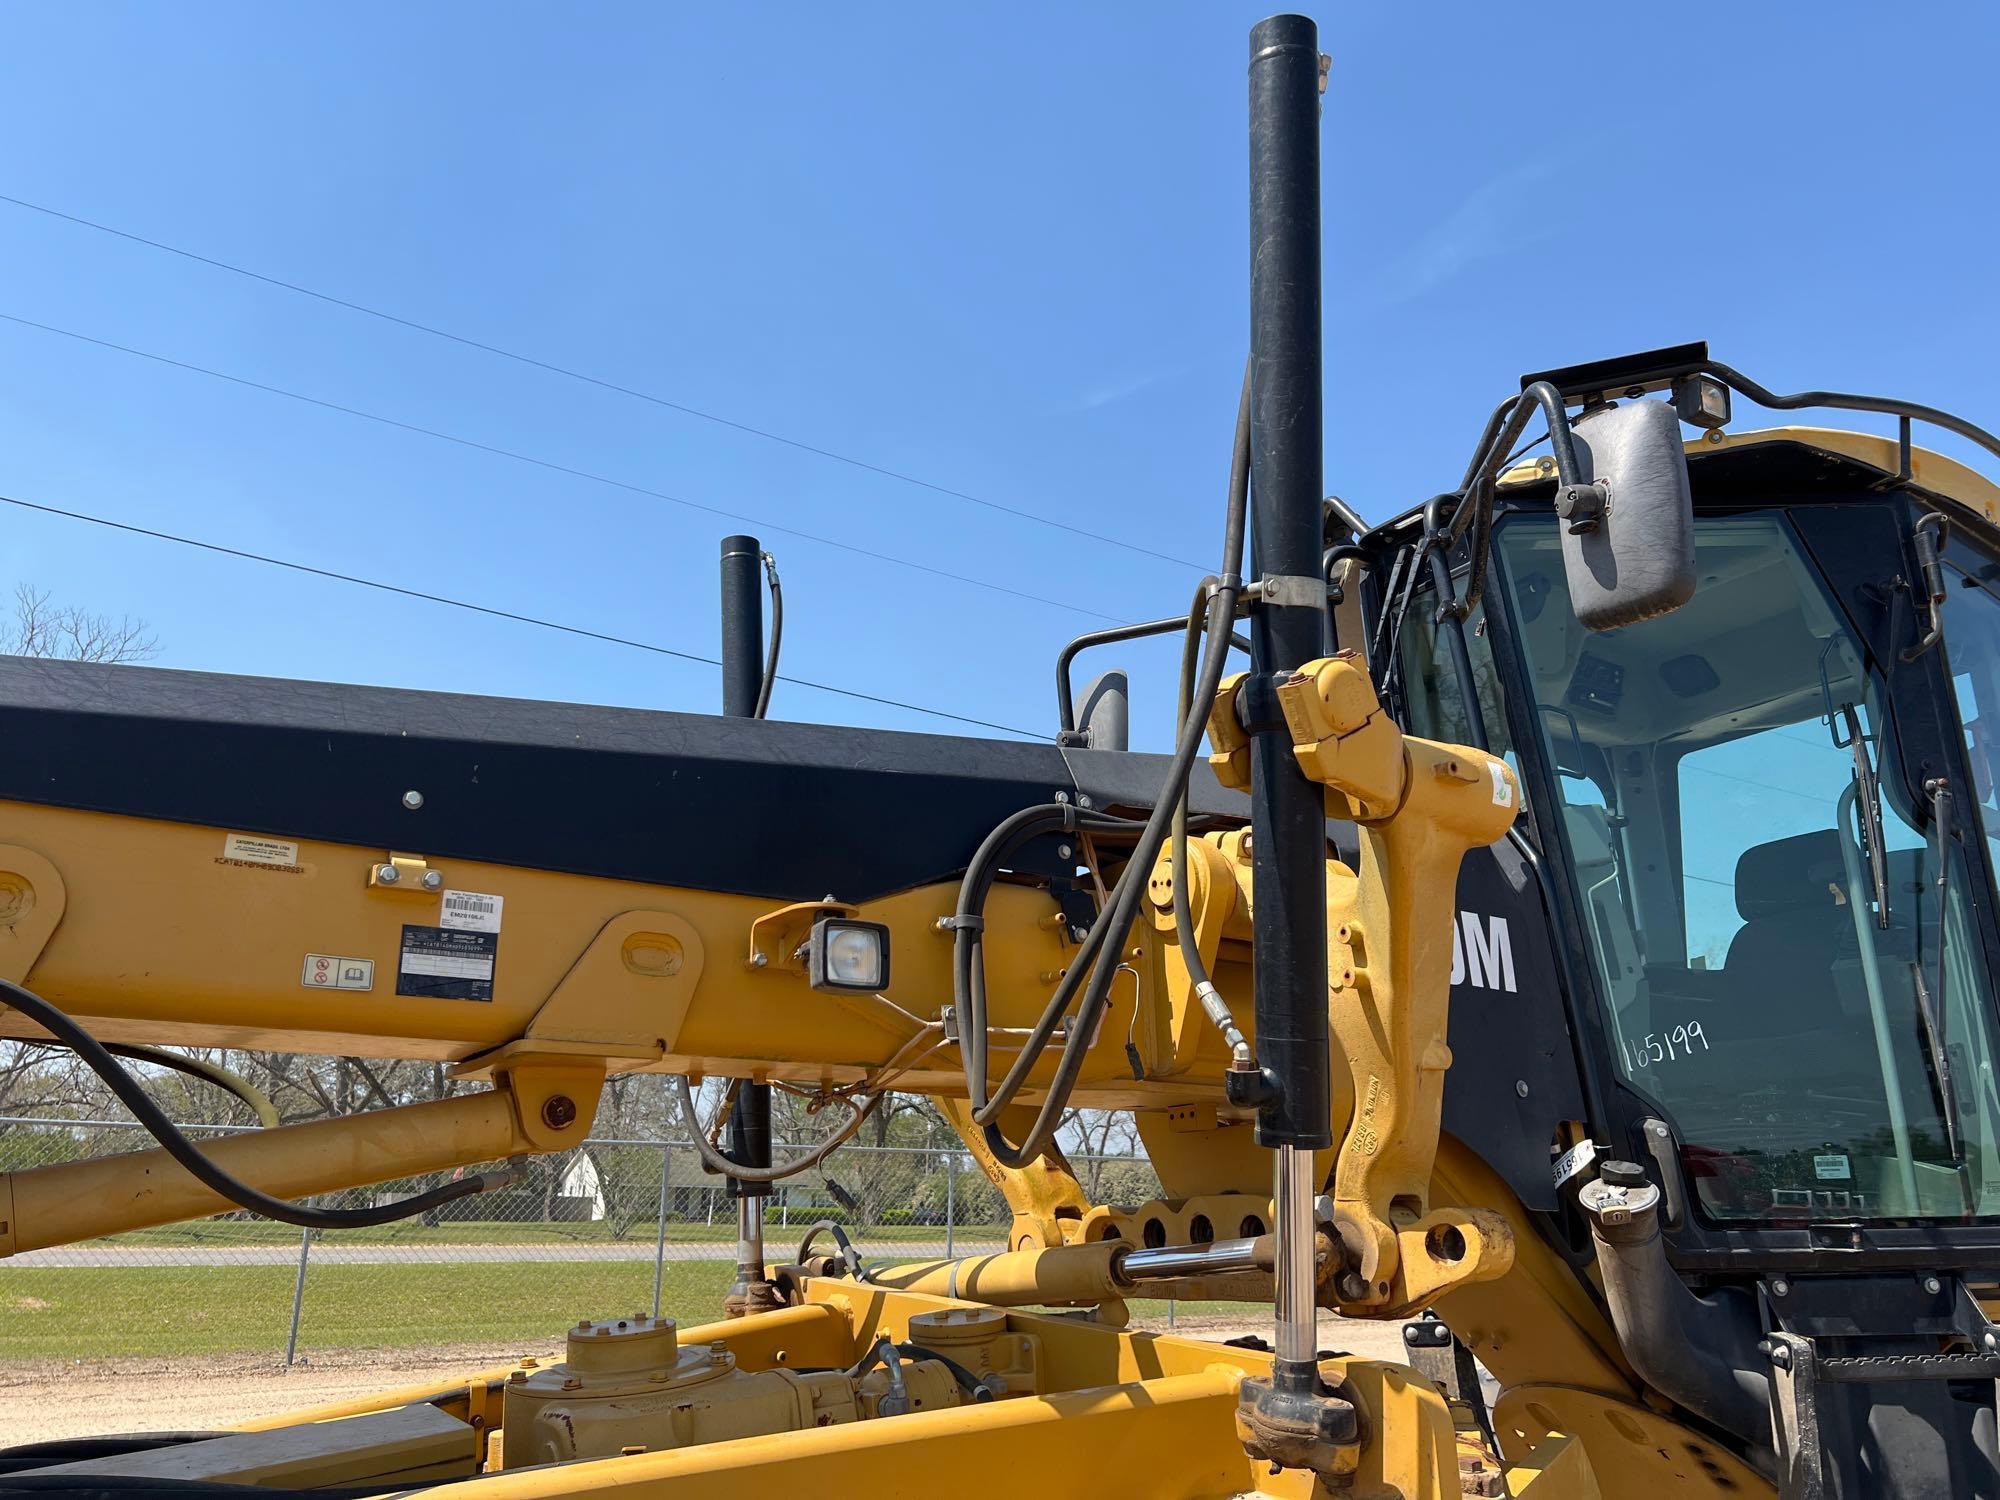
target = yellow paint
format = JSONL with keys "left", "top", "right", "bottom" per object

{"left": 1499, "top": 423, "right": 2000, "bottom": 530}
{"left": 1275, "top": 653, "right": 1520, "bottom": 1309}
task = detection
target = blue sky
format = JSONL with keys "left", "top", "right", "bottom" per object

{"left": 2, "top": 3, "right": 1996, "bottom": 748}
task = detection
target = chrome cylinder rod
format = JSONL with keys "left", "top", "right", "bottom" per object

{"left": 1120, "top": 1236, "right": 1265, "bottom": 1282}
{"left": 1273, "top": 1145, "right": 1319, "bottom": 1366}
{"left": 736, "top": 1195, "right": 766, "bottom": 1287}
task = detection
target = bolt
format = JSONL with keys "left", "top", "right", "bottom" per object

{"left": 1077, "top": 794, "right": 1093, "bottom": 809}
{"left": 421, "top": 870, "right": 444, "bottom": 891}
{"left": 934, "top": 916, "right": 952, "bottom": 933}
{"left": 1057, "top": 844, "right": 1074, "bottom": 860}
{"left": 1772, "top": 1278, "right": 1790, "bottom": 1297}
{"left": 1770, "top": 1345, "right": 1791, "bottom": 1370}
{"left": 1705, "top": 429, "right": 1725, "bottom": 444}
{"left": 1984, "top": 1331, "right": 1998, "bottom": 1351}
{"left": 376, "top": 863, "right": 399, "bottom": 884}
{"left": 520, "top": 1357, "right": 538, "bottom": 1368}
{"left": 402, "top": 790, "right": 425, "bottom": 810}
{"left": 509, "top": 1370, "right": 527, "bottom": 1383}
{"left": 1925, "top": 1276, "right": 1943, "bottom": 1295}
{"left": 542, "top": 1095, "right": 579, "bottom": 1130}
{"left": 1514, "top": 1080, "right": 1530, "bottom": 1098}
{"left": 752, "top": 952, "right": 769, "bottom": 968}
{"left": 1054, "top": 790, "right": 1069, "bottom": 803}
{"left": 561, "top": 1378, "right": 582, "bottom": 1391}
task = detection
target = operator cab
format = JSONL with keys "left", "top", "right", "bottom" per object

{"left": 1372, "top": 347, "right": 2000, "bottom": 1491}
{"left": 1379, "top": 366, "right": 2000, "bottom": 1240}
{"left": 1477, "top": 486, "right": 2000, "bottom": 1225}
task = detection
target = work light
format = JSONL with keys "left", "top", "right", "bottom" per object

{"left": 807, "top": 917, "right": 891, "bottom": 992}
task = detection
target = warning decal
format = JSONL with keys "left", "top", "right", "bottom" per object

{"left": 302, "top": 954, "right": 375, "bottom": 991}
{"left": 397, "top": 925, "right": 497, "bottom": 1001}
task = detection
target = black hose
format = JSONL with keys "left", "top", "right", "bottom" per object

{"left": 671, "top": 1075, "right": 881, "bottom": 1184}
{"left": 1171, "top": 478, "right": 1252, "bottom": 1053}
{"left": 953, "top": 360, "right": 1252, "bottom": 1167}
{"left": 0, "top": 978, "right": 511, "bottom": 1230}
{"left": 753, "top": 551, "right": 782, "bottom": 720}
{"left": 896, "top": 1342, "right": 1000, "bottom": 1402}
{"left": 795, "top": 1217, "right": 871, "bottom": 1281}
{"left": 0, "top": 1436, "right": 230, "bottom": 1478}
{"left": 99, "top": 1044, "right": 281, "bottom": 1129}
{"left": 0, "top": 1482, "right": 438, "bottom": 1499}
{"left": 952, "top": 803, "right": 1143, "bottom": 1143}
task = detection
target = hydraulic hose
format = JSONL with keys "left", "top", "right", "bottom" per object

{"left": 671, "top": 1074, "right": 879, "bottom": 1184}
{"left": 1171, "top": 369, "right": 1254, "bottom": 1060}
{"left": 897, "top": 1342, "right": 1002, "bottom": 1401}
{"left": 0, "top": 978, "right": 513, "bottom": 1230}
{"left": 953, "top": 361, "right": 1252, "bottom": 1167}
{"left": 100, "top": 1043, "right": 281, "bottom": 1129}
{"left": 753, "top": 550, "right": 783, "bottom": 720}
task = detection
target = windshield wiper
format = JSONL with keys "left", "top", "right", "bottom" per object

{"left": 1914, "top": 775, "right": 1976, "bottom": 1214}
{"left": 1838, "top": 703, "right": 1892, "bottom": 930}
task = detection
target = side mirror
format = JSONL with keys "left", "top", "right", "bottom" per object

{"left": 1557, "top": 399, "right": 1696, "bottom": 631}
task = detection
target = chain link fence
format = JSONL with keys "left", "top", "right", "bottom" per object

{"left": 0, "top": 1115, "right": 1164, "bottom": 1365}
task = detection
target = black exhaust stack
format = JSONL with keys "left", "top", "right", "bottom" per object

{"left": 720, "top": 536, "right": 774, "bottom": 1312}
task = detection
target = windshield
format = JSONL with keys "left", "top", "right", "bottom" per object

{"left": 1490, "top": 508, "right": 2000, "bottom": 1224}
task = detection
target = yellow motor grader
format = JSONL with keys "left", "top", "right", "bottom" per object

{"left": 4, "top": 13, "right": 2000, "bottom": 1499}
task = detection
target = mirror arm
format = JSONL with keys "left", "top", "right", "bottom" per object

{"left": 1901, "top": 512, "right": 1950, "bottom": 664}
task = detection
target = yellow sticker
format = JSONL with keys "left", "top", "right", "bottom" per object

{"left": 222, "top": 833, "right": 300, "bottom": 866}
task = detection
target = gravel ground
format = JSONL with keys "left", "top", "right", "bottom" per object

{"left": 0, "top": 1314, "right": 1412, "bottom": 1445}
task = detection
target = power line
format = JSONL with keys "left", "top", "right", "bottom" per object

{"left": 0, "top": 490, "right": 1047, "bottom": 741}
{"left": 0, "top": 310, "right": 1122, "bottom": 625}
{"left": 0, "top": 191, "right": 1208, "bottom": 572}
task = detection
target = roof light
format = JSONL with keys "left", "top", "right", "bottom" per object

{"left": 1673, "top": 374, "right": 1731, "bottom": 431}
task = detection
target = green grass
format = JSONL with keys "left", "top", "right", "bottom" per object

{"left": 98, "top": 1219, "right": 980, "bottom": 1248}
{"left": 0, "top": 1264, "right": 1239, "bottom": 1363}
{"left": 0, "top": 1261, "right": 737, "bottom": 1361}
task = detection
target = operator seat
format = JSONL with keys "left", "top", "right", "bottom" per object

{"left": 1722, "top": 831, "right": 1859, "bottom": 1038}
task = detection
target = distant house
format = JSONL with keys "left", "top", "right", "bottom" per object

{"left": 558, "top": 1152, "right": 606, "bottom": 1221}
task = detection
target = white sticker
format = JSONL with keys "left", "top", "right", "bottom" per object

{"left": 1489, "top": 762, "right": 1514, "bottom": 808}
{"left": 401, "top": 942, "right": 494, "bottom": 982}
{"left": 439, "top": 890, "right": 504, "bottom": 933}
{"left": 301, "top": 954, "right": 375, "bottom": 991}
{"left": 1552, "top": 1138, "right": 1598, "bottom": 1191}
{"left": 1813, "top": 1153, "right": 1852, "bottom": 1181}
{"left": 223, "top": 833, "right": 300, "bottom": 867}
